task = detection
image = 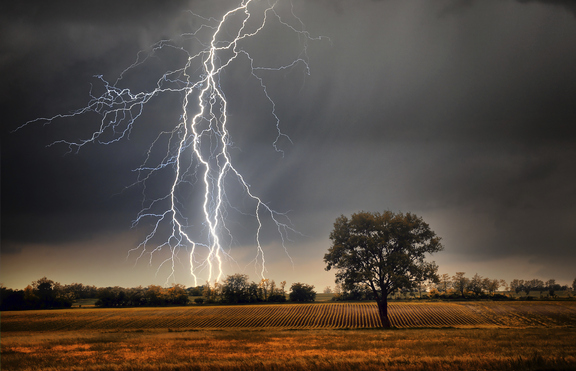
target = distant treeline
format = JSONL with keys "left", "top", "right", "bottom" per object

{"left": 2, "top": 273, "right": 574, "bottom": 311}
{"left": 0, "top": 274, "right": 317, "bottom": 311}
{"left": 328, "top": 273, "right": 575, "bottom": 301}
{"left": 0, "top": 277, "right": 79, "bottom": 311}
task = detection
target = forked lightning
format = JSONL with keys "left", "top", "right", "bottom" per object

{"left": 17, "top": 0, "right": 326, "bottom": 285}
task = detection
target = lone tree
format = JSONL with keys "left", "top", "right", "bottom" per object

{"left": 324, "top": 211, "right": 443, "bottom": 328}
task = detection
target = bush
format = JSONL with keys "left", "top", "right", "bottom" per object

{"left": 289, "top": 283, "right": 316, "bottom": 302}
{"left": 268, "top": 292, "right": 287, "bottom": 302}
{"left": 492, "top": 294, "right": 509, "bottom": 301}
{"left": 221, "top": 274, "right": 253, "bottom": 304}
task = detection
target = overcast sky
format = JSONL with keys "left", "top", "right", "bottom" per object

{"left": 2, "top": 0, "right": 575, "bottom": 290}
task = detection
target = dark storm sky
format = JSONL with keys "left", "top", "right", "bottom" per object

{"left": 2, "top": 0, "right": 575, "bottom": 289}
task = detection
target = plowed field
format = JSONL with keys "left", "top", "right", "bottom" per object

{"left": 2, "top": 301, "right": 575, "bottom": 332}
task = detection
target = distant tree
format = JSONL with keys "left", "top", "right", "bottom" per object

{"left": 428, "top": 287, "right": 441, "bottom": 298}
{"left": 65, "top": 282, "right": 96, "bottom": 300}
{"left": 220, "top": 274, "right": 252, "bottom": 304}
{"left": 95, "top": 287, "right": 120, "bottom": 307}
{"left": 194, "top": 297, "right": 204, "bottom": 304}
{"left": 416, "top": 282, "right": 427, "bottom": 298}
{"left": 126, "top": 286, "right": 146, "bottom": 306}
{"left": 573, "top": 277, "right": 576, "bottom": 292}
{"left": 510, "top": 279, "right": 524, "bottom": 295}
{"left": 452, "top": 272, "right": 469, "bottom": 298}
{"left": 546, "top": 279, "right": 561, "bottom": 297}
{"left": 31, "top": 277, "right": 73, "bottom": 308}
{"left": 468, "top": 274, "right": 484, "bottom": 296}
{"left": 500, "top": 279, "right": 508, "bottom": 293}
{"left": 267, "top": 280, "right": 287, "bottom": 302}
{"left": 522, "top": 282, "right": 532, "bottom": 296}
{"left": 484, "top": 278, "right": 502, "bottom": 295}
{"left": 187, "top": 286, "right": 204, "bottom": 297}
{"left": 325, "top": 211, "right": 443, "bottom": 327}
{"left": 438, "top": 273, "right": 451, "bottom": 293}
{"left": 258, "top": 279, "right": 272, "bottom": 301}
{"left": 323, "top": 286, "right": 332, "bottom": 294}
{"left": 203, "top": 281, "right": 221, "bottom": 303}
{"left": 0, "top": 286, "right": 26, "bottom": 311}
{"left": 32, "top": 277, "right": 57, "bottom": 308}
{"left": 481, "top": 277, "right": 491, "bottom": 294}
{"left": 95, "top": 286, "right": 149, "bottom": 307}
{"left": 166, "top": 284, "right": 189, "bottom": 305}
{"left": 23, "top": 285, "right": 40, "bottom": 308}
{"left": 398, "top": 287, "right": 412, "bottom": 299}
{"left": 289, "top": 283, "right": 316, "bottom": 302}
{"left": 332, "top": 284, "right": 343, "bottom": 300}
{"left": 145, "top": 285, "right": 165, "bottom": 306}
{"left": 335, "top": 283, "right": 374, "bottom": 301}
{"left": 527, "top": 279, "right": 544, "bottom": 297}
{"left": 248, "top": 281, "right": 260, "bottom": 303}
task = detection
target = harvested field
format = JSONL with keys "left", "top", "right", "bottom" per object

{"left": 2, "top": 327, "right": 576, "bottom": 371}
{"left": 2, "top": 301, "right": 575, "bottom": 331}
{"left": 3, "top": 302, "right": 576, "bottom": 371}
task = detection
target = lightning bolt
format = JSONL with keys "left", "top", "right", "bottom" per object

{"left": 17, "top": 0, "right": 326, "bottom": 286}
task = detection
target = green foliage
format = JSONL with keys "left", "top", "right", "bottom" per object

{"left": 166, "top": 284, "right": 189, "bottom": 305}
{"left": 64, "top": 282, "right": 98, "bottom": 299}
{"left": 508, "top": 278, "right": 569, "bottom": 299}
{"left": 1, "top": 278, "right": 75, "bottom": 310}
{"left": 289, "top": 282, "right": 316, "bottom": 302}
{"left": 325, "top": 211, "right": 443, "bottom": 294}
{"left": 221, "top": 274, "right": 253, "bottom": 304}
{"left": 202, "top": 276, "right": 288, "bottom": 304}
{"left": 267, "top": 280, "right": 288, "bottom": 302}
{"left": 202, "top": 282, "right": 221, "bottom": 303}
{"left": 332, "top": 283, "right": 374, "bottom": 301}
{"left": 546, "top": 279, "right": 563, "bottom": 297}
{"left": 187, "top": 285, "right": 204, "bottom": 296}
{"left": 468, "top": 273, "right": 484, "bottom": 296}
{"left": 325, "top": 211, "right": 442, "bottom": 326}
{"left": 452, "top": 272, "right": 469, "bottom": 297}
{"left": 94, "top": 284, "right": 190, "bottom": 307}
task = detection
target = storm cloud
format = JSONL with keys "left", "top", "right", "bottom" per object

{"left": 2, "top": 0, "right": 575, "bottom": 288}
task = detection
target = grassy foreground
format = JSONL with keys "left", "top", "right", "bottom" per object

{"left": 2, "top": 301, "right": 576, "bottom": 370}
{"left": 2, "top": 327, "right": 575, "bottom": 370}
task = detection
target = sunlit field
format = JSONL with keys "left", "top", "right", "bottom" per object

{"left": 2, "top": 302, "right": 576, "bottom": 370}
{"left": 3, "top": 301, "right": 576, "bottom": 330}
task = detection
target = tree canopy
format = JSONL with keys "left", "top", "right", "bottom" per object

{"left": 324, "top": 210, "right": 443, "bottom": 327}
{"left": 289, "top": 283, "right": 316, "bottom": 302}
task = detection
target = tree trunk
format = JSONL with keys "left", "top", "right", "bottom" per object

{"left": 376, "top": 297, "right": 392, "bottom": 328}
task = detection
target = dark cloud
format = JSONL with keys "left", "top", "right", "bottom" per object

{"left": 439, "top": 0, "right": 576, "bottom": 17}
{"left": 2, "top": 0, "right": 576, "bottom": 288}
{"left": 0, "top": 243, "right": 23, "bottom": 255}
{"left": 517, "top": 0, "right": 576, "bottom": 17}
{"left": 0, "top": 1, "right": 188, "bottom": 24}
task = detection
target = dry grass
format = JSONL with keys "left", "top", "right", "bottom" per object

{"left": 2, "top": 327, "right": 575, "bottom": 370}
{"left": 2, "top": 302, "right": 576, "bottom": 370}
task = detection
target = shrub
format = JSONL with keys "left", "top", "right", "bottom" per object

{"left": 289, "top": 283, "right": 316, "bottom": 302}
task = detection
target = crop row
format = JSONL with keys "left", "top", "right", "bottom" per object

{"left": 2, "top": 301, "right": 575, "bottom": 332}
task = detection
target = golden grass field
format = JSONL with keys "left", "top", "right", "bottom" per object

{"left": 2, "top": 301, "right": 576, "bottom": 370}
